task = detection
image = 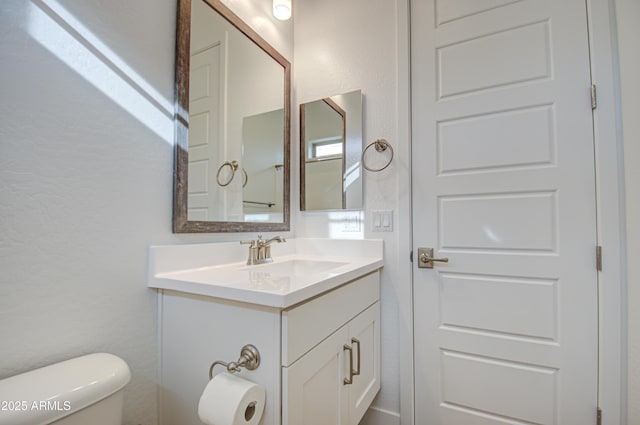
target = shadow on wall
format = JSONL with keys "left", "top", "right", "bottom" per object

{"left": 26, "top": 0, "right": 174, "bottom": 143}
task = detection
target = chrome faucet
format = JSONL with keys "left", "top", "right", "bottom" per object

{"left": 240, "top": 235, "right": 286, "bottom": 265}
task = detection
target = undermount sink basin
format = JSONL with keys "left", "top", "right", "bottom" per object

{"left": 241, "top": 259, "right": 348, "bottom": 276}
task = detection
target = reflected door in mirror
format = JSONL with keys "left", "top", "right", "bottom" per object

{"left": 188, "top": 41, "right": 223, "bottom": 220}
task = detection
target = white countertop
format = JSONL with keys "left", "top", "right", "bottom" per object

{"left": 148, "top": 238, "right": 383, "bottom": 308}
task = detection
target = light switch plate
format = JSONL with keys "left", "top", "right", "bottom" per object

{"left": 372, "top": 210, "right": 393, "bottom": 232}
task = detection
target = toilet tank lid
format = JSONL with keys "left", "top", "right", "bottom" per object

{"left": 0, "top": 353, "right": 131, "bottom": 425}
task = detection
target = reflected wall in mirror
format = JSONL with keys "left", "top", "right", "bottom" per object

{"left": 174, "top": 0, "right": 291, "bottom": 232}
{"left": 300, "top": 90, "right": 363, "bottom": 211}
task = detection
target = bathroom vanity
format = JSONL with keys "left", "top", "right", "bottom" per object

{"left": 148, "top": 239, "right": 383, "bottom": 425}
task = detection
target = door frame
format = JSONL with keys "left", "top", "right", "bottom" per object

{"left": 396, "top": 1, "right": 627, "bottom": 424}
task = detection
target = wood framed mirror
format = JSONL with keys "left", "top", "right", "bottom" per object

{"left": 174, "top": 0, "right": 291, "bottom": 232}
{"left": 300, "top": 90, "right": 363, "bottom": 211}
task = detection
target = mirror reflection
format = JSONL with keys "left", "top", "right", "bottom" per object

{"left": 173, "top": 0, "right": 290, "bottom": 232}
{"left": 300, "top": 90, "right": 363, "bottom": 211}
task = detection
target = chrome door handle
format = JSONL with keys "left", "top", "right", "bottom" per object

{"left": 418, "top": 247, "right": 449, "bottom": 269}
{"left": 343, "top": 344, "right": 354, "bottom": 385}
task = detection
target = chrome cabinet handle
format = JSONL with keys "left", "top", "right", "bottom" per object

{"left": 351, "top": 338, "right": 361, "bottom": 376}
{"left": 343, "top": 344, "right": 354, "bottom": 385}
{"left": 417, "top": 247, "right": 449, "bottom": 269}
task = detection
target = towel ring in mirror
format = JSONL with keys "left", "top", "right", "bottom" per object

{"left": 216, "top": 161, "right": 248, "bottom": 188}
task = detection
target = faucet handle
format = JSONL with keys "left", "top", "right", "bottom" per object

{"left": 240, "top": 235, "right": 264, "bottom": 247}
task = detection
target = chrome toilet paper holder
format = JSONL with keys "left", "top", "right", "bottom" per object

{"left": 208, "top": 344, "right": 261, "bottom": 380}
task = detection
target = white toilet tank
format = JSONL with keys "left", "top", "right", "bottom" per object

{"left": 0, "top": 353, "right": 130, "bottom": 425}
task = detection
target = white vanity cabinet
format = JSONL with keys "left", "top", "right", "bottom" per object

{"left": 157, "top": 270, "right": 380, "bottom": 425}
{"left": 283, "top": 303, "right": 380, "bottom": 425}
{"left": 282, "top": 272, "right": 381, "bottom": 425}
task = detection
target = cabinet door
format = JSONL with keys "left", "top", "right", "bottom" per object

{"left": 283, "top": 326, "right": 350, "bottom": 425}
{"left": 347, "top": 302, "right": 381, "bottom": 425}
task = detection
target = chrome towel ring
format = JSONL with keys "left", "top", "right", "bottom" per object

{"left": 216, "top": 160, "right": 248, "bottom": 187}
{"left": 362, "top": 138, "right": 394, "bottom": 172}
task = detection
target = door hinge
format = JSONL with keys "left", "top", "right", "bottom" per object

{"left": 596, "top": 245, "right": 603, "bottom": 271}
{"left": 597, "top": 407, "right": 602, "bottom": 425}
{"left": 591, "top": 84, "right": 598, "bottom": 110}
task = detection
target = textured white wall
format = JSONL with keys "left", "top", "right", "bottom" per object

{"left": 0, "top": 1, "right": 292, "bottom": 424}
{"left": 294, "top": 0, "right": 408, "bottom": 421}
{"left": 615, "top": 0, "right": 640, "bottom": 422}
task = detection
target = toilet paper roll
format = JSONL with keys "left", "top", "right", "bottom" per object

{"left": 198, "top": 372, "right": 266, "bottom": 425}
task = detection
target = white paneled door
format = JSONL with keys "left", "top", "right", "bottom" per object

{"left": 188, "top": 44, "right": 223, "bottom": 220}
{"left": 411, "top": 1, "right": 598, "bottom": 424}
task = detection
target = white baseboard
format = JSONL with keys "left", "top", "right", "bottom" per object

{"left": 360, "top": 406, "right": 401, "bottom": 425}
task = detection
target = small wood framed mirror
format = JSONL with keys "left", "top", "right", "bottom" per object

{"left": 300, "top": 90, "right": 363, "bottom": 211}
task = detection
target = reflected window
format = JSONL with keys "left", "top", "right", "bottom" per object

{"left": 311, "top": 138, "right": 343, "bottom": 159}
